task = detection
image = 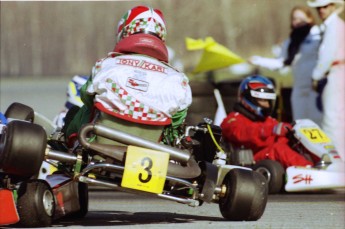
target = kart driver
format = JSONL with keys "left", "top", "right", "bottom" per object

{"left": 53, "top": 75, "right": 88, "bottom": 129}
{"left": 65, "top": 5, "right": 192, "bottom": 145}
{"left": 221, "top": 75, "right": 313, "bottom": 169}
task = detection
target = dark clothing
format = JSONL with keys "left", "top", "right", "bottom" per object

{"left": 284, "top": 23, "right": 312, "bottom": 66}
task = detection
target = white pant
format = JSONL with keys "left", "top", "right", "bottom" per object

{"left": 321, "top": 65, "right": 345, "bottom": 160}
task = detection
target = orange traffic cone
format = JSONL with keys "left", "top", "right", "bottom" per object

{"left": 0, "top": 189, "right": 19, "bottom": 226}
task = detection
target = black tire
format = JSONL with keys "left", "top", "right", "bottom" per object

{"left": 4, "top": 102, "right": 35, "bottom": 122}
{"left": 0, "top": 120, "right": 47, "bottom": 177}
{"left": 17, "top": 180, "right": 55, "bottom": 227}
{"left": 219, "top": 169, "right": 268, "bottom": 221}
{"left": 68, "top": 182, "right": 89, "bottom": 219}
{"left": 253, "top": 159, "right": 285, "bottom": 194}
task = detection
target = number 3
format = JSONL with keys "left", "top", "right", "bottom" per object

{"left": 139, "top": 157, "right": 153, "bottom": 183}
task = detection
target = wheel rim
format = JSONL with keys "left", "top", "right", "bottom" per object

{"left": 255, "top": 167, "right": 271, "bottom": 183}
{"left": 42, "top": 190, "right": 54, "bottom": 216}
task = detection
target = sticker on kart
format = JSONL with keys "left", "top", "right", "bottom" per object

{"left": 300, "top": 128, "right": 331, "bottom": 144}
{"left": 121, "top": 146, "right": 169, "bottom": 194}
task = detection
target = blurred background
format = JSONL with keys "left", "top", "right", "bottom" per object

{"left": 1, "top": 0, "right": 344, "bottom": 122}
{"left": 1, "top": 0, "right": 331, "bottom": 77}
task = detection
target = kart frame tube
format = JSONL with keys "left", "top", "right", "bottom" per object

{"left": 79, "top": 123, "right": 191, "bottom": 163}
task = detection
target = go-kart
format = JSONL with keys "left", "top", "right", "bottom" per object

{"left": 0, "top": 102, "right": 268, "bottom": 227}
{"left": 0, "top": 103, "right": 88, "bottom": 227}
{"left": 228, "top": 119, "right": 345, "bottom": 193}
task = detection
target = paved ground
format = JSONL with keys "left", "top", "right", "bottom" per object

{"left": 54, "top": 189, "right": 345, "bottom": 229}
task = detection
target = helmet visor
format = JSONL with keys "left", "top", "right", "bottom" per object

{"left": 250, "top": 90, "right": 276, "bottom": 100}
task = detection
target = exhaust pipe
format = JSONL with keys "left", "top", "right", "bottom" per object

{"left": 79, "top": 123, "right": 191, "bottom": 163}
{"left": 45, "top": 148, "right": 77, "bottom": 163}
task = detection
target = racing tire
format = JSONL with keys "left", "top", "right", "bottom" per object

{"left": 16, "top": 180, "right": 55, "bottom": 227}
{"left": 0, "top": 120, "right": 47, "bottom": 177}
{"left": 253, "top": 159, "right": 285, "bottom": 194}
{"left": 219, "top": 169, "right": 268, "bottom": 221}
{"left": 68, "top": 182, "right": 89, "bottom": 219}
{"left": 4, "top": 102, "right": 35, "bottom": 122}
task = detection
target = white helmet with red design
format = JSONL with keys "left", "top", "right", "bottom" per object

{"left": 117, "top": 5, "right": 167, "bottom": 43}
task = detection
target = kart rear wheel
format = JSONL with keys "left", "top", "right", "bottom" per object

{"left": 17, "top": 180, "right": 55, "bottom": 227}
{"left": 4, "top": 102, "right": 35, "bottom": 122}
{"left": 219, "top": 169, "right": 268, "bottom": 221}
{"left": 253, "top": 159, "right": 285, "bottom": 194}
{"left": 0, "top": 120, "right": 47, "bottom": 177}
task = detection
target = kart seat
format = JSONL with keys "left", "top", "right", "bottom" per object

{"left": 225, "top": 142, "right": 255, "bottom": 166}
{"left": 94, "top": 111, "right": 165, "bottom": 146}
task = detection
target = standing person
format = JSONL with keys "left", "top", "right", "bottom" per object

{"left": 221, "top": 75, "right": 313, "bottom": 169}
{"left": 249, "top": 6, "right": 322, "bottom": 126}
{"left": 307, "top": 0, "right": 345, "bottom": 160}
{"left": 65, "top": 5, "right": 192, "bottom": 145}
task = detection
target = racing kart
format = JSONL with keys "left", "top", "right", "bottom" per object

{"left": 0, "top": 102, "right": 268, "bottom": 227}
{"left": 229, "top": 119, "right": 345, "bottom": 193}
{"left": 0, "top": 103, "right": 88, "bottom": 227}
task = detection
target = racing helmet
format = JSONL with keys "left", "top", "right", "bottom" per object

{"left": 116, "top": 5, "right": 167, "bottom": 43}
{"left": 65, "top": 75, "right": 88, "bottom": 109}
{"left": 238, "top": 75, "right": 277, "bottom": 118}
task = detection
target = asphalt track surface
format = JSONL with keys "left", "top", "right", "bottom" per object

{"left": 49, "top": 189, "right": 344, "bottom": 229}
{"left": 1, "top": 78, "right": 71, "bottom": 120}
{"left": 2, "top": 189, "right": 345, "bottom": 229}
{"left": 1, "top": 78, "right": 345, "bottom": 228}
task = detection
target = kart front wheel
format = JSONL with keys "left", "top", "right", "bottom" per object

{"left": 253, "top": 159, "right": 285, "bottom": 194}
{"left": 17, "top": 180, "right": 55, "bottom": 227}
{"left": 4, "top": 102, "right": 35, "bottom": 122}
{"left": 219, "top": 169, "right": 268, "bottom": 221}
{"left": 0, "top": 120, "right": 47, "bottom": 177}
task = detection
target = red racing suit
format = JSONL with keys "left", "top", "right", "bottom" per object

{"left": 221, "top": 111, "right": 313, "bottom": 169}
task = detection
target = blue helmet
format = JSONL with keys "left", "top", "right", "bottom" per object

{"left": 238, "top": 75, "right": 276, "bottom": 118}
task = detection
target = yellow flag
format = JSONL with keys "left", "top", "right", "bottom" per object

{"left": 185, "top": 37, "right": 207, "bottom": 50}
{"left": 185, "top": 37, "right": 244, "bottom": 73}
{"left": 186, "top": 37, "right": 216, "bottom": 50}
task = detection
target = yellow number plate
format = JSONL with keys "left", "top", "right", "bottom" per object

{"left": 300, "top": 128, "right": 331, "bottom": 144}
{"left": 121, "top": 146, "right": 169, "bottom": 194}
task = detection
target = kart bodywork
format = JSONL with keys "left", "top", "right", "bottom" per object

{"left": 284, "top": 119, "right": 345, "bottom": 192}
{"left": 0, "top": 102, "right": 268, "bottom": 227}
